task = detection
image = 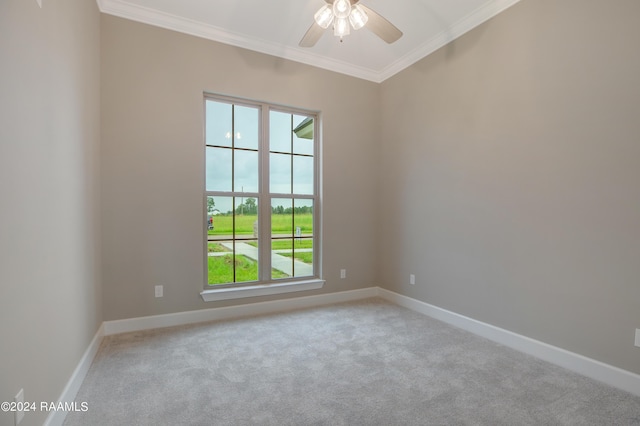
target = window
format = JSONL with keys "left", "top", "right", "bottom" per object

{"left": 202, "top": 94, "right": 322, "bottom": 300}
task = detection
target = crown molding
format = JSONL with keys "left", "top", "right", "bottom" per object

{"left": 97, "top": 0, "right": 522, "bottom": 84}
{"left": 97, "top": 0, "right": 382, "bottom": 82}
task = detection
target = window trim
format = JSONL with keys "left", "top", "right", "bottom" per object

{"left": 201, "top": 93, "right": 324, "bottom": 301}
{"left": 200, "top": 279, "right": 324, "bottom": 302}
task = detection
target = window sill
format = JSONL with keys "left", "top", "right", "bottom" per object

{"left": 200, "top": 279, "right": 325, "bottom": 302}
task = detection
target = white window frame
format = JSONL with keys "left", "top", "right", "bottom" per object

{"left": 201, "top": 94, "right": 324, "bottom": 302}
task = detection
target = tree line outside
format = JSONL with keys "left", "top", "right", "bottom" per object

{"left": 208, "top": 197, "right": 312, "bottom": 217}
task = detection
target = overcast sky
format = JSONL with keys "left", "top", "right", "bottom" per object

{"left": 205, "top": 101, "right": 314, "bottom": 214}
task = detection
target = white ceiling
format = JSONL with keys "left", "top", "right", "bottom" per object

{"left": 97, "top": 0, "right": 522, "bottom": 83}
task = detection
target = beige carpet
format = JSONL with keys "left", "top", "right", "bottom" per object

{"left": 64, "top": 298, "right": 640, "bottom": 425}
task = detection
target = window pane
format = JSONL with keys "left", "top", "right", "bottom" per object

{"left": 206, "top": 196, "right": 259, "bottom": 285}
{"left": 294, "top": 199, "right": 313, "bottom": 237}
{"left": 272, "top": 247, "right": 292, "bottom": 280}
{"left": 293, "top": 155, "right": 314, "bottom": 195}
{"left": 235, "top": 239, "right": 259, "bottom": 283}
{"left": 234, "top": 195, "right": 258, "bottom": 282}
{"left": 234, "top": 149, "right": 258, "bottom": 193}
{"left": 271, "top": 198, "right": 293, "bottom": 237}
{"left": 207, "top": 239, "right": 234, "bottom": 285}
{"left": 269, "top": 238, "right": 313, "bottom": 280}
{"left": 270, "top": 153, "right": 291, "bottom": 194}
{"left": 210, "top": 196, "right": 234, "bottom": 217}
{"left": 206, "top": 147, "right": 232, "bottom": 192}
{"left": 206, "top": 100, "right": 232, "bottom": 147}
{"left": 270, "top": 110, "right": 292, "bottom": 153}
{"left": 207, "top": 196, "right": 232, "bottom": 240}
{"left": 234, "top": 105, "right": 259, "bottom": 150}
{"left": 292, "top": 115, "right": 314, "bottom": 155}
{"left": 271, "top": 198, "right": 291, "bottom": 280}
{"left": 294, "top": 238, "right": 313, "bottom": 278}
{"left": 206, "top": 196, "right": 220, "bottom": 225}
{"left": 208, "top": 239, "right": 259, "bottom": 285}
{"left": 207, "top": 196, "right": 233, "bottom": 285}
{"left": 234, "top": 197, "right": 258, "bottom": 236}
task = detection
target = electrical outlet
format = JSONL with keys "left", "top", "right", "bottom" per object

{"left": 635, "top": 329, "right": 640, "bottom": 348}
{"left": 340, "top": 269, "right": 346, "bottom": 279}
{"left": 409, "top": 274, "right": 416, "bottom": 285}
{"left": 155, "top": 285, "right": 163, "bottom": 298}
{"left": 15, "top": 389, "right": 24, "bottom": 425}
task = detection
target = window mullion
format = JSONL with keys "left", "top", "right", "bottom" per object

{"left": 231, "top": 106, "right": 237, "bottom": 283}
{"left": 312, "top": 117, "right": 320, "bottom": 278}
{"left": 259, "top": 105, "right": 271, "bottom": 282}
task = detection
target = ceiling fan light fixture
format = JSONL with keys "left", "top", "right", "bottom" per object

{"left": 333, "top": 16, "right": 350, "bottom": 37}
{"left": 314, "top": 4, "right": 334, "bottom": 29}
{"left": 349, "top": 5, "right": 368, "bottom": 30}
{"left": 300, "top": 0, "right": 402, "bottom": 47}
{"left": 332, "top": 0, "right": 352, "bottom": 19}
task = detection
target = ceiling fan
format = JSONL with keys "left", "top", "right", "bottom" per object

{"left": 299, "top": 0, "right": 403, "bottom": 47}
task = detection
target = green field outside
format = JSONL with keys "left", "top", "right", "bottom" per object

{"left": 207, "top": 243, "right": 229, "bottom": 252}
{"left": 207, "top": 255, "right": 288, "bottom": 285}
{"left": 208, "top": 214, "right": 313, "bottom": 236}
{"left": 245, "top": 239, "right": 313, "bottom": 250}
{"left": 209, "top": 239, "right": 312, "bottom": 252}
{"left": 280, "top": 251, "right": 313, "bottom": 264}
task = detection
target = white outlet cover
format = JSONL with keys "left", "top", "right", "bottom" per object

{"left": 635, "top": 329, "right": 640, "bottom": 347}
{"left": 340, "top": 269, "right": 346, "bottom": 279}
{"left": 155, "top": 285, "right": 163, "bottom": 298}
{"left": 409, "top": 274, "right": 416, "bottom": 285}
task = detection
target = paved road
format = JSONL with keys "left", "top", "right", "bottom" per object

{"left": 209, "top": 242, "right": 313, "bottom": 277}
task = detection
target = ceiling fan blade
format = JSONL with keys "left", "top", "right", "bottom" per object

{"left": 299, "top": 22, "right": 325, "bottom": 47}
{"left": 359, "top": 4, "right": 403, "bottom": 44}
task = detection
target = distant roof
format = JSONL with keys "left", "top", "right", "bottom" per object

{"left": 293, "top": 117, "right": 313, "bottom": 140}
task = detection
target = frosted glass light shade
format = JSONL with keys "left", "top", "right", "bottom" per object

{"left": 314, "top": 5, "right": 334, "bottom": 29}
{"left": 349, "top": 5, "right": 368, "bottom": 30}
{"left": 332, "top": 0, "right": 351, "bottom": 19}
{"left": 333, "top": 17, "right": 350, "bottom": 37}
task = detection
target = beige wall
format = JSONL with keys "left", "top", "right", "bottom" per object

{"left": 380, "top": 0, "right": 640, "bottom": 373}
{"left": 100, "top": 15, "right": 380, "bottom": 320}
{"left": 0, "top": 0, "right": 102, "bottom": 425}
{"left": 2, "top": 3, "right": 638, "bottom": 418}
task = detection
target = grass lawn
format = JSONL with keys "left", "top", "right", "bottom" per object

{"left": 245, "top": 239, "right": 313, "bottom": 250}
{"left": 281, "top": 251, "right": 313, "bottom": 264}
{"left": 208, "top": 214, "right": 313, "bottom": 236}
{"left": 207, "top": 242, "right": 230, "bottom": 252}
{"left": 271, "top": 239, "right": 313, "bottom": 250}
{"left": 207, "top": 254, "right": 288, "bottom": 285}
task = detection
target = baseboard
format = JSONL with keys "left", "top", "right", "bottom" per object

{"left": 49, "top": 285, "right": 640, "bottom": 426}
{"left": 44, "top": 323, "right": 105, "bottom": 426}
{"left": 377, "top": 287, "right": 640, "bottom": 397}
{"left": 103, "top": 287, "right": 378, "bottom": 335}
{"left": 45, "top": 288, "right": 376, "bottom": 425}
